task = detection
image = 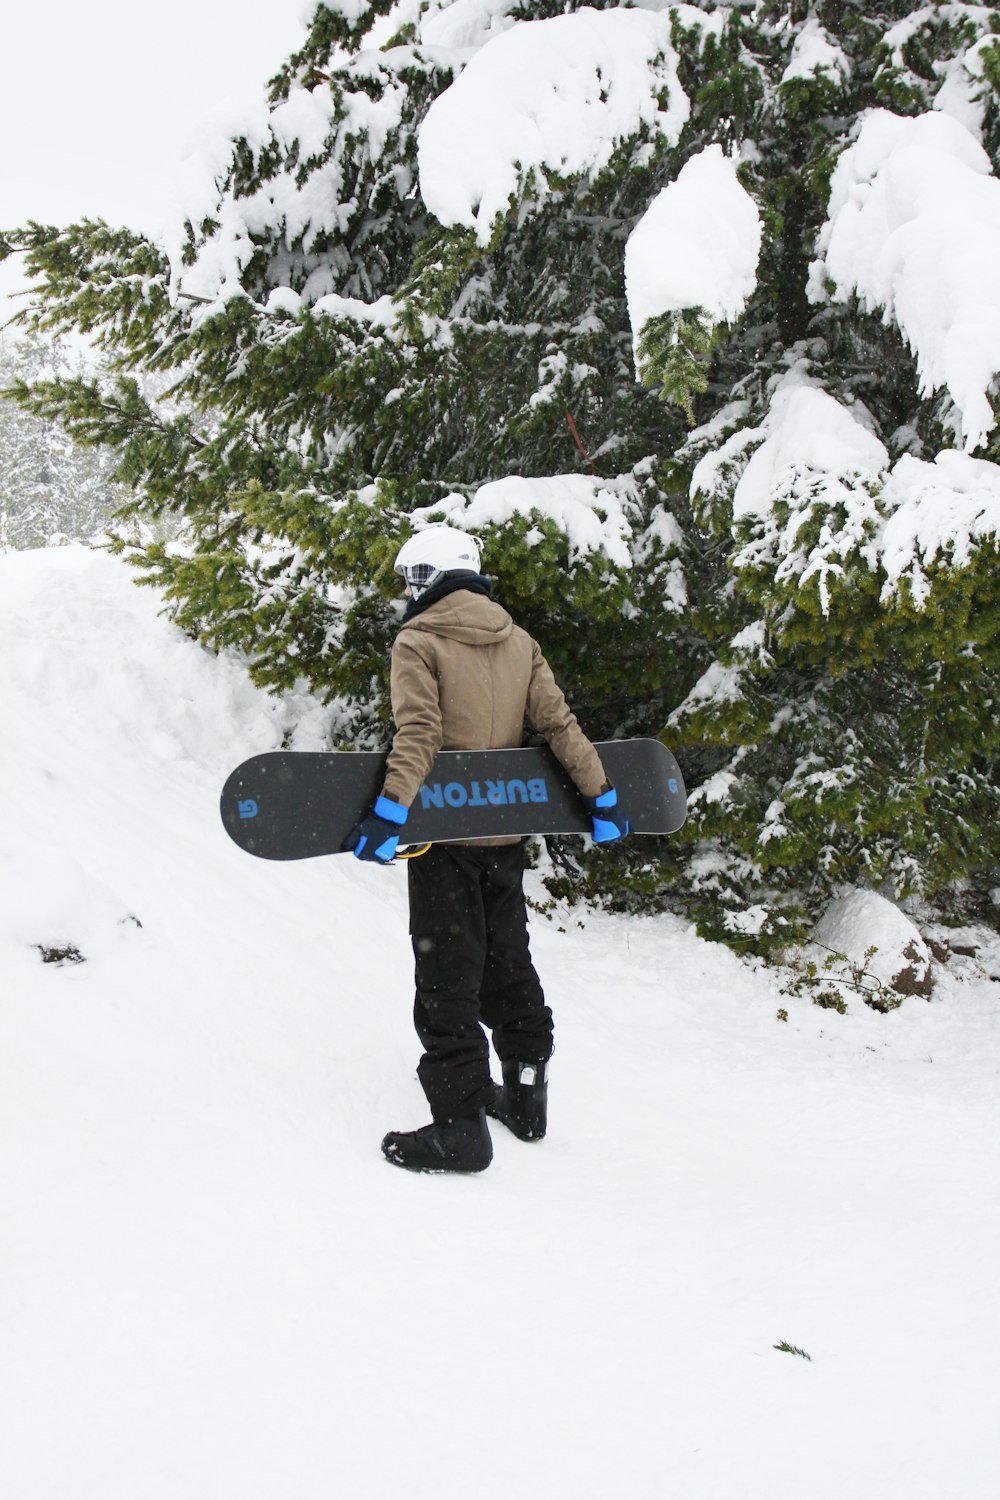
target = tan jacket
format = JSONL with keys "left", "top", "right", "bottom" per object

{"left": 382, "top": 590, "right": 607, "bottom": 839}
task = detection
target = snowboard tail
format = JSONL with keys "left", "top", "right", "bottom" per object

{"left": 221, "top": 738, "right": 686, "bottom": 861}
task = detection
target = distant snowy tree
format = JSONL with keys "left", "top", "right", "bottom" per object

{"left": 0, "top": 333, "right": 123, "bottom": 549}
{"left": 3, "top": 0, "right": 1000, "bottom": 944}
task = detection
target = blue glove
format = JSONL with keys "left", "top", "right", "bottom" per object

{"left": 584, "top": 786, "right": 629, "bottom": 844}
{"left": 342, "top": 795, "right": 408, "bottom": 863}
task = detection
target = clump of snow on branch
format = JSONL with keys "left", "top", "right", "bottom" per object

{"left": 412, "top": 473, "right": 638, "bottom": 569}
{"left": 673, "top": 661, "right": 747, "bottom": 720}
{"left": 691, "top": 369, "right": 888, "bottom": 614}
{"left": 780, "top": 18, "right": 850, "bottom": 87}
{"left": 624, "top": 144, "right": 762, "bottom": 372}
{"left": 880, "top": 5, "right": 997, "bottom": 76}
{"left": 879, "top": 451, "right": 1000, "bottom": 606}
{"left": 810, "top": 109, "right": 1000, "bottom": 452}
{"left": 163, "top": 70, "right": 408, "bottom": 312}
{"left": 417, "top": 8, "right": 690, "bottom": 244}
{"left": 880, "top": 6, "right": 999, "bottom": 136}
{"left": 298, "top": 0, "right": 369, "bottom": 23}
{"left": 725, "top": 375, "right": 889, "bottom": 523}
{"left": 419, "top": 0, "right": 521, "bottom": 52}
{"left": 690, "top": 366, "right": 1000, "bottom": 613}
{"left": 667, "top": 622, "right": 770, "bottom": 752}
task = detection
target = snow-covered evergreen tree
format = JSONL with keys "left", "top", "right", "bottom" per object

{"left": 3, "top": 0, "right": 999, "bottom": 944}
{"left": 0, "top": 333, "right": 124, "bottom": 549}
{"left": 656, "top": 1, "right": 1000, "bottom": 945}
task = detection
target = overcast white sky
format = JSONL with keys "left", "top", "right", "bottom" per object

{"left": 1, "top": 0, "right": 308, "bottom": 308}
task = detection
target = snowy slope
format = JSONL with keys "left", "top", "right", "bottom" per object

{"left": 2, "top": 546, "right": 1000, "bottom": 1500}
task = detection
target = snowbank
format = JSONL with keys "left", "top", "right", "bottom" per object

{"left": 4, "top": 545, "right": 1000, "bottom": 1500}
{"left": 624, "top": 144, "right": 762, "bottom": 368}
{"left": 0, "top": 844, "right": 141, "bottom": 968}
{"left": 417, "top": 7, "right": 690, "bottom": 243}
{"left": 810, "top": 109, "right": 1000, "bottom": 451}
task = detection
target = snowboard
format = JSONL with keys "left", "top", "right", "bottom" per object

{"left": 220, "top": 738, "right": 686, "bottom": 862}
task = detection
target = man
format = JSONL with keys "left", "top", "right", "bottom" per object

{"left": 345, "top": 525, "right": 627, "bottom": 1173}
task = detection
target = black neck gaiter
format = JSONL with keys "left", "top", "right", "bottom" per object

{"left": 402, "top": 573, "right": 494, "bottom": 623}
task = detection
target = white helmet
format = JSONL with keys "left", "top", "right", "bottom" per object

{"left": 394, "top": 525, "right": 481, "bottom": 600}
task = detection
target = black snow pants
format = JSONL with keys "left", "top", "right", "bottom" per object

{"left": 407, "top": 842, "right": 553, "bottom": 1122}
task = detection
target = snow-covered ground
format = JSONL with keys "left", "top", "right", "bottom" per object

{"left": 3, "top": 546, "right": 999, "bottom": 1499}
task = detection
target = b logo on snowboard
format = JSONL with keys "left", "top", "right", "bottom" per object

{"left": 419, "top": 778, "right": 549, "bottom": 811}
{"left": 238, "top": 799, "right": 259, "bottom": 819}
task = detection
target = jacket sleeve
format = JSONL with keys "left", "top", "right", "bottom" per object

{"left": 381, "top": 633, "right": 444, "bottom": 808}
{"left": 525, "top": 638, "right": 608, "bottom": 798}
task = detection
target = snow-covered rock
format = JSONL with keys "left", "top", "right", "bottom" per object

{"left": 810, "top": 888, "right": 934, "bottom": 999}
{"left": 0, "top": 846, "right": 141, "bottom": 966}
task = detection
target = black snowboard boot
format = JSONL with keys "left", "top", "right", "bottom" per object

{"left": 381, "top": 1109, "right": 493, "bottom": 1173}
{"left": 486, "top": 1060, "right": 548, "bottom": 1141}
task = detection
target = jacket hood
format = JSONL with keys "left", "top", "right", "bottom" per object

{"left": 400, "top": 588, "right": 515, "bottom": 647}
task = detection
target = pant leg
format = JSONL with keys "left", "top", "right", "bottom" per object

{"left": 478, "top": 845, "right": 554, "bottom": 1066}
{"left": 407, "top": 845, "right": 495, "bottom": 1122}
